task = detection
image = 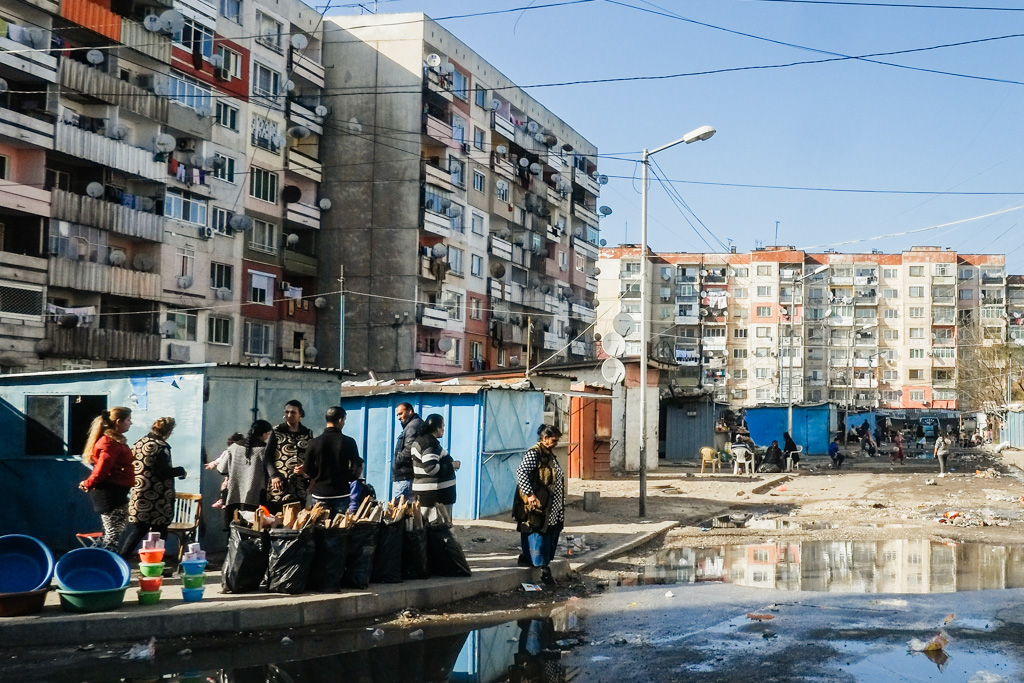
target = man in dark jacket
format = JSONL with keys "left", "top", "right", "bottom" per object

{"left": 391, "top": 402, "right": 422, "bottom": 502}
{"left": 303, "top": 406, "right": 363, "bottom": 516}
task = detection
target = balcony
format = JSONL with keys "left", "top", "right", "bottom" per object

{"left": 586, "top": 274, "right": 597, "bottom": 292}
{"left": 415, "top": 352, "right": 453, "bottom": 374}
{"left": 931, "top": 354, "right": 955, "bottom": 367}
{"left": 55, "top": 123, "right": 164, "bottom": 181}
{"left": 423, "top": 114, "right": 453, "bottom": 145}
{"left": 675, "top": 315, "right": 699, "bottom": 325}
{"left": 166, "top": 101, "right": 213, "bottom": 140}
{"left": 282, "top": 250, "right": 318, "bottom": 277}
{"left": 60, "top": 60, "right": 167, "bottom": 123}
{"left": 21, "top": 0, "right": 60, "bottom": 13}
{"left": 418, "top": 305, "right": 450, "bottom": 329}
{"left": 544, "top": 149, "right": 568, "bottom": 172}
{"left": 491, "top": 112, "right": 516, "bottom": 140}
{"left": 501, "top": 322, "right": 526, "bottom": 345}
{"left": 46, "top": 323, "right": 160, "bottom": 362}
{"left": 932, "top": 274, "right": 956, "bottom": 285}
{"left": 932, "top": 315, "right": 956, "bottom": 326}
{"left": 0, "top": 180, "right": 50, "bottom": 217}
{"left": 61, "top": 0, "right": 121, "bottom": 42}
{"left": 488, "top": 236, "right": 513, "bottom": 261}
{"left": 423, "top": 209, "right": 451, "bottom": 237}
{"left": 286, "top": 99, "right": 324, "bottom": 135}
{"left": 543, "top": 331, "right": 561, "bottom": 351}
{"left": 570, "top": 340, "right": 593, "bottom": 357}
{"left": 830, "top": 275, "right": 853, "bottom": 285}
{"left": 290, "top": 46, "right": 325, "bottom": 88}
{"left": 120, "top": 17, "right": 170, "bottom": 61}
{"left": 572, "top": 201, "right": 598, "bottom": 224}
{"left": 48, "top": 257, "right": 161, "bottom": 299}
{"left": 570, "top": 303, "right": 596, "bottom": 324}
{"left": 51, "top": 189, "right": 163, "bottom": 241}
{"left": 0, "top": 34, "right": 58, "bottom": 83}
{"left": 546, "top": 184, "right": 563, "bottom": 206}
{"left": 424, "top": 70, "right": 454, "bottom": 102}
{"left": 286, "top": 148, "right": 322, "bottom": 183}
{"left": 424, "top": 161, "right": 454, "bottom": 191}
{"left": 982, "top": 274, "right": 1006, "bottom": 285}
{"left": 285, "top": 202, "right": 321, "bottom": 230}
{"left": 932, "top": 295, "right": 956, "bottom": 305}
{"left": 982, "top": 296, "right": 1005, "bottom": 306}
{"left": 702, "top": 337, "right": 727, "bottom": 351}
{"left": 573, "top": 166, "right": 599, "bottom": 196}
{"left": 492, "top": 154, "right": 515, "bottom": 181}
{"left": 0, "top": 105, "right": 54, "bottom": 150}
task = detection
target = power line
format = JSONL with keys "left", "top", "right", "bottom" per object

{"left": 734, "top": 0, "right": 1024, "bottom": 11}
{"left": 602, "top": 174, "right": 1024, "bottom": 196}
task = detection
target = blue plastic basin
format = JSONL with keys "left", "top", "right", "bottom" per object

{"left": 55, "top": 548, "right": 130, "bottom": 591}
{"left": 0, "top": 535, "right": 55, "bottom": 593}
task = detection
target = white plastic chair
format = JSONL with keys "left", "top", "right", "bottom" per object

{"left": 786, "top": 445, "right": 804, "bottom": 472}
{"left": 732, "top": 445, "right": 755, "bottom": 475}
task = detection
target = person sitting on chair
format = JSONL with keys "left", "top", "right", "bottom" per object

{"left": 783, "top": 432, "right": 799, "bottom": 468}
{"left": 759, "top": 441, "right": 784, "bottom": 473}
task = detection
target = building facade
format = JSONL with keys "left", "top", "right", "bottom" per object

{"left": 598, "top": 245, "right": 1010, "bottom": 411}
{"left": 320, "top": 13, "right": 601, "bottom": 377}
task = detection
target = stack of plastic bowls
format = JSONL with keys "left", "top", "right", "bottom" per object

{"left": 136, "top": 544, "right": 165, "bottom": 604}
{"left": 0, "top": 534, "right": 55, "bottom": 617}
{"left": 180, "top": 555, "right": 208, "bottom": 602}
{"left": 54, "top": 548, "right": 130, "bottom": 613}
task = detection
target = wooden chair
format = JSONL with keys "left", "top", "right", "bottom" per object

{"left": 786, "top": 446, "right": 804, "bottom": 472}
{"left": 167, "top": 492, "right": 203, "bottom": 565}
{"left": 700, "top": 446, "right": 721, "bottom": 474}
{"left": 731, "top": 445, "right": 755, "bottom": 475}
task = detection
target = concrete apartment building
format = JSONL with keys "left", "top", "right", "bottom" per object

{"left": 0, "top": 0, "right": 325, "bottom": 372}
{"left": 319, "top": 13, "right": 601, "bottom": 376}
{"left": 597, "top": 245, "right": 1009, "bottom": 411}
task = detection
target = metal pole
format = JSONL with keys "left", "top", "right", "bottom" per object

{"left": 639, "top": 148, "right": 650, "bottom": 518}
{"left": 338, "top": 265, "right": 345, "bottom": 370}
{"left": 787, "top": 281, "right": 796, "bottom": 434}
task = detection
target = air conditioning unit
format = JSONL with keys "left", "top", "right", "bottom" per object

{"left": 176, "top": 137, "right": 196, "bottom": 151}
{"left": 462, "top": 142, "right": 471, "bottom": 154}
{"left": 279, "top": 281, "right": 292, "bottom": 291}
{"left": 214, "top": 67, "right": 232, "bottom": 81}
{"left": 198, "top": 226, "right": 213, "bottom": 239}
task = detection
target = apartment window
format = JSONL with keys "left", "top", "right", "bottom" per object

{"left": 756, "top": 286, "right": 772, "bottom": 297}
{"left": 0, "top": 283, "right": 43, "bottom": 319}
{"left": 474, "top": 85, "right": 486, "bottom": 108}
{"left": 469, "top": 297, "right": 482, "bottom": 320}
{"left": 244, "top": 321, "right": 274, "bottom": 356}
{"left": 575, "top": 253, "right": 585, "bottom": 272}
{"left": 705, "top": 327, "right": 726, "bottom": 338}
{"left": 883, "top": 329, "right": 899, "bottom": 340}
{"left": 165, "top": 310, "right": 197, "bottom": 341}
{"left": 449, "top": 247, "right": 464, "bottom": 276}
{"left": 45, "top": 168, "right": 70, "bottom": 191}
{"left": 587, "top": 225, "right": 600, "bottom": 245}
{"left": 959, "top": 268, "right": 973, "bottom": 280}
{"left": 211, "top": 207, "right": 231, "bottom": 235}
{"left": 731, "top": 267, "right": 747, "bottom": 277}
{"left": 168, "top": 71, "right": 212, "bottom": 112}
{"left": 249, "top": 271, "right": 275, "bottom": 305}
{"left": 756, "top": 326, "right": 771, "bottom": 338}
{"left": 164, "top": 190, "right": 207, "bottom": 226}
{"left": 449, "top": 203, "right": 464, "bottom": 232}
{"left": 933, "top": 347, "right": 954, "bottom": 358}
{"left": 220, "top": 0, "right": 241, "bottom": 21}
{"left": 909, "top": 369, "right": 925, "bottom": 380}
{"left": 909, "top": 348, "right": 925, "bottom": 359}
{"left": 883, "top": 268, "right": 898, "bottom": 279}
{"left": 210, "top": 262, "right": 233, "bottom": 290}
{"left": 883, "top": 288, "right": 898, "bottom": 299}
{"left": 212, "top": 154, "right": 235, "bottom": 183}
{"left": 451, "top": 70, "right": 468, "bottom": 101}
{"left": 249, "top": 167, "right": 278, "bottom": 203}
{"left": 253, "top": 63, "right": 281, "bottom": 102}
{"left": 756, "top": 306, "right": 771, "bottom": 317}
{"left": 733, "top": 349, "right": 747, "bottom": 359}
{"left": 909, "top": 266, "right": 924, "bottom": 277}
{"left": 909, "top": 286, "right": 924, "bottom": 298}
{"left": 215, "top": 101, "right": 238, "bottom": 130}
{"left": 473, "top": 128, "right": 485, "bottom": 150}
{"left": 884, "top": 309, "right": 898, "bottom": 319}
{"left": 855, "top": 308, "right": 876, "bottom": 319}
{"left": 175, "top": 247, "right": 195, "bottom": 278}
{"left": 756, "top": 389, "right": 772, "bottom": 401}
{"left": 251, "top": 114, "right": 281, "bottom": 151}
{"left": 959, "top": 289, "right": 974, "bottom": 300}
{"left": 174, "top": 19, "right": 214, "bottom": 60}
{"left": 208, "top": 317, "right": 231, "bottom": 344}
{"left": 473, "top": 170, "right": 485, "bottom": 192}
{"left": 470, "top": 254, "right": 483, "bottom": 278}
{"left": 909, "top": 306, "right": 924, "bottom": 318}
{"left": 216, "top": 46, "right": 242, "bottom": 78}
{"left": 446, "top": 292, "right": 464, "bottom": 320}
{"left": 882, "top": 370, "right": 898, "bottom": 381}
{"left": 0, "top": 155, "right": 8, "bottom": 180}
{"left": 756, "top": 265, "right": 771, "bottom": 276}
{"left": 734, "top": 329, "right": 748, "bottom": 338}
{"left": 934, "top": 264, "right": 952, "bottom": 276}
{"left": 910, "top": 390, "right": 925, "bottom": 401}
{"left": 256, "top": 11, "right": 283, "bottom": 51}
{"left": 733, "top": 287, "right": 747, "bottom": 299}
{"left": 879, "top": 349, "right": 898, "bottom": 361}
{"left": 451, "top": 114, "right": 466, "bottom": 144}
{"left": 496, "top": 180, "right": 509, "bottom": 203}
{"left": 250, "top": 219, "right": 277, "bottom": 253}
{"left": 909, "top": 328, "right": 925, "bottom": 339}
{"left": 755, "top": 367, "right": 770, "bottom": 379}
{"left": 449, "top": 156, "right": 465, "bottom": 188}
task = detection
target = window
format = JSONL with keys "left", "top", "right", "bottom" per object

{"left": 732, "top": 349, "right": 747, "bottom": 359}
{"left": 471, "top": 212, "right": 484, "bottom": 235}
{"left": 755, "top": 367, "right": 770, "bottom": 379}
{"left": 174, "top": 19, "right": 214, "bottom": 60}
{"left": 909, "top": 286, "right": 924, "bottom": 297}
{"left": 165, "top": 309, "right": 197, "bottom": 341}
{"left": 496, "top": 180, "right": 509, "bottom": 203}
{"left": 216, "top": 46, "right": 242, "bottom": 78}
{"left": 451, "top": 114, "right": 466, "bottom": 144}
{"left": 251, "top": 114, "right": 281, "bottom": 151}
{"left": 250, "top": 219, "right": 277, "bottom": 253}
{"left": 755, "top": 347, "right": 771, "bottom": 358}
{"left": 733, "top": 287, "right": 747, "bottom": 299}
{"left": 212, "top": 154, "right": 235, "bottom": 183}
{"left": 473, "top": 128, "right": 485, "bottom": 150}
{"left": 756, "top": 265, "right": 771, "bottom": 276}
{"left": 756, "top": 286, "right": 772, "bottom": 297}
{"left": 164, "top": 190, "right": 207, "bottom": 226}
{"left": 756, "top": 326, "right": 771, "bottom": 337}
{"left": 705, "top": 327, "right": 726, "bottom": 338}
{"left": 215, "top": 101, "right": 238, "bottom": 130}
{"left": 587, "top": 225, "right": 600, "bottom": 245}
{"left": 449, "top": 247, "right": 464, "bottom": 276}
{"left": 446, "top": 292, "right": 463, "bottom": 320}
{"left": 882, "top": 370, "right": 898, "bottom": 381}
{"left": 879, "top": 349, "right": 898, "bottom": 360}
{"left": 208, "top": 316, "right": 231, "bottom": 344}
{"left": 0, "top": 283, "right": 44, "bottom": 319}
{"left": 883, "top": 268, "right": 898, "bottom": 279}
{"left": 469, "top": 298, "right": 482, "bottom": 320}
{"left": 0, "top": 155, "right": 8, "bottom": 180}
{"left": 734, "top": 329, "right": 748, "bottom": 338}
{"left": 756, "top": 306, "right": 771, "bottom": 317}
{"left": 175, "top": 247, "right": 195, "bottom": 278}
{"left": 883, "top": 329, "right": 899, "bottom": 340}
{"left": 249, "top": 167, "right": 278, "bottom": 203}
{"left": 883, "top": 288, "right": 898, "bottom": 299}
{"left": 910, "top": 370, "right": 926, "bottom": 381}
{"left": 470, "top": 253, "right": 483, "bottom": 278}
{"left": 756, "top": 389, "right": 772, "bottom": 401}
{"left": 210, "top": 262, "right": 233, "bottom": 290}
{"left": 909, "top": 306, "right": 924, "bottom": 318}
{"left": 933, "top": 347, "right": 955, "bottom": 358}
{"left": 733, "top": 267, "right": 748, "bottom": 277}
{"left": 474, "top": 86, "right": 486, "bottom": 108}
{"left": 253, "top": 63, "right": 281, "bottom": 102}
{"left": 168, "top": 71, "right": 212, "bottom": 112}
{"left": 959, "top": 267, "right": 974, "bottom": 280}
{"left": 249, "top": 271, "right": 275, "bottom": 305}
{"left": 733, "top": 369, "right": 748, "bottom": 379}
{"left": 959, "top": 289, "right": 974, "bottom": 300}
{"left": 883, "top": 308, "right": 898, "bottom": 319}
{"left": 855, "top": 308, "right": 876, "bottom": 319}
{"left": 909, "top": 266, "right": 924, "bottom": 277}
{"left": 45, "top": 168, "right": 70, "bottom": 191}
{"left": 909, "top": 328, "right": 925, "bottom": 339}
{"left": 244, "top": 320, "right": 274, "bottom": 356}
{"left": 25, "top": 394, "right": 107, "bottom": 455}
{"left": 473, "top": 170, "right": 485, "bottom": 192}
{"left": 910, "top": 390, "right": 925, "bottom": 401}
{"left": 451, "top": 70, "right": 468, "bottom": 100}
{"left": 449, "top": 203, "right": 464, "bottom": 232}
{"left": 211, "top": 207, "right": 232, "bottom": 235}
{"left": 256, "top": 11, "right": 283, "bottom": 51}
{"left": 909, "top": 348, "right": 925, "bottom": 359}
{"left": 220, "top": 0, "right": 241, "bottom": 21}
{"left": 448, "top": 156, "right": 465, "bottom": 188}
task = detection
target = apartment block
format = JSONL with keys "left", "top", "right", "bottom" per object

{"left": 0, "top": 0, "right": 325, "bottom": 372}
{"left": 597, "top": 245, "right": 1009, "bottom": 411}
{"left": 320, "top": 13, "right": 601, "bottom": 376}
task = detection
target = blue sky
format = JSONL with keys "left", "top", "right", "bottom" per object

{"left": 331, "top": 1, "right": 1024, "bottom": 269}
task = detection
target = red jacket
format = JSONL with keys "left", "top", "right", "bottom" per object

{"left": 82, "top": 435, "right": 135, "bottom": 489}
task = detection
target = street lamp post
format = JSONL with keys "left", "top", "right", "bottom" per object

{"left": 786, "top": 266, "right": 828, "bottom": 434}
{"left": 638, "top": 125, "right": 715, "bottom": 518}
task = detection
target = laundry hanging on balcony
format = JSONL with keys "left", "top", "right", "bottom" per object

{"left": 46, "top": 303, "right": 97, "bottom": 326}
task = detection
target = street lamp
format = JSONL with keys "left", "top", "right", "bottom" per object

{"left": 638, "top": 125, "right": 716, "bottom": 518}
{"left": 785, "top": 265, "right": 828, "bottom": 434}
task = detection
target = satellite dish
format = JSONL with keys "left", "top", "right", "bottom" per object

{"left": 258, "top": 356, "right": 272, "bottom": 367}
{"left": 229, "top": 214, "right": 254, "bottom": 231}
{"left": 426, "top": 53, "right": 442, "bottom": 68}
{"left": 153, "top": 133, "right": 176, "bottom": 153}
{"left": 86, "top": 182, "right": 104, "bottom": 198}
{"left": 497, "top": 227, "right": 511, "bottom": 239}
{"left": 601, "top": 358, "right": 626, "bottom": 384}
{"left": 59, "top": 314, "right": 79, "bottom": 329}
{"left": 108, "top": 249, "right": 126, "bottom": 266}
{"left": 107, "top": 123, "right": 127, "bottom": 140}
{"left": 318, "top": 198, "right": 332, "bottom": 211}
{"left": 287, "top": 125, "right": 311, "bottom": 139}
{"left": 25, "top": 28, "right": 47, "bottom": 49}
{"left": 133, "top": 254, "right": 154, "bottom": 271}
{"left": 291, "top": 33, "right": 308, "bottom": 50}
{"left": 347, "top": 117, "right": 363, "bottom": 134}
{"left": 271, "top": 133, "right": 286, "bottom": 148}
{"left": 216, "top": 287, "right": 231, "bottom": 300}
{"left": 527, "top": 121, "right": 539, "bottom": 133}
{"left": 86, "top": 49, "right": 104, "bottom": 64}
{"left": 153, "top": 78, "right": 172, "bottom": 97}
{"left": 314, "top": 296, "right": 327, "bottom": 309}
{"left": 208, "top": 155, "right": 226, "bottom": 170}
{"left": 280, "top": 185, "right": 302, "bottom": 203}
{"left": 159, "top": 9, "right": 185, "bottom": 34}
{"left": 533, "top": 133, "right": 546, "bottom": 144}
{"left": 529, "top": 163, "right": 542, "bottom": 175}
{"left": 495, "top": 145, "right": 507, "bottom": 155}
{"left": 431, "top": 243, "right": 448, "bottom": 259}
{"left": 541, "top": 284, "right": 552, "bottom": 295}
{"left": 602, "top": 331, "right": 626, "bottom": 358}
{"left": 437, "top": 337, "right": 453, "bottom": 352}
{"left": 190, "top": 154, "right": 205, "bottom": 168}
{"left": 160, "top": 320, "right": 178, "bottom": 337}
{"left": 612, "top": 312, "right": 634, "bottom": 337}
{"left": 599, "top": 206, "right": 613, "bottom": 216}
{"left": 597, "top": 174, "right": 609, "bottom": 185}
{"left": 304, "top": 345, "right": 318, "bottom": 361}
{"left": 286, "top": 233, "right": 300, "bottom": 246}
{"left": 599, "top": 239, "right": 607, "bottom": 247}
{"left": 282, "top": 80, "right": 295, "bottom": 93}
{"left": 209, "top": 53, "right": 225, "bottom": 69}
{"left": 143, "top": 14, "right": 162, "bottom": 31}
{"left": 138, "top": 196, "right": 155, "bottom": 211}
{"left": 314, "top": 105, "right": 329, "bottom": 117}
{"left": 441, "top": 62, "right": 455, "bottom": 75}
{"left": 489, "top": 262, "right": 506, "bottom": 278}
{"left": 177, "top": 275, "right": 194, "bottom": 289}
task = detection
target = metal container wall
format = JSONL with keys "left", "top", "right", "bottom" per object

{"left": 744, "top": 404, "right": 835, "bottom": 455}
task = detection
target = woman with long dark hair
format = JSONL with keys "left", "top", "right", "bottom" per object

{"left": 513, "top": 424, "right": 564, "bottom": 585}
{"left": 121, "top": 417, "right": 185, "bottom": 556}
{"left": 217, "top": 419, "right": 274, "bottom": 524}
{"left": 411, "top": 413, "right": 459, "bottom": 525}
{"left": 78, "top": 407, "right": 134, "bottom": 551}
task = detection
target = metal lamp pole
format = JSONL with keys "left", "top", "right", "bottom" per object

{"left": 787, "top": 266, "right": 827, "bottom": 434}
{"left": 638, "top": 125, "right": 715, "bottom": 518}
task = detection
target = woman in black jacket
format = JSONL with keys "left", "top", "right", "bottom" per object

{"left": 411, "top": 413, "right": 459, "bottom": 525}
{"left": 513, "top": 424, "right": 564, "bottom": 585}
{"left": 121, "top": 417, "right": 185, "bottom": 556}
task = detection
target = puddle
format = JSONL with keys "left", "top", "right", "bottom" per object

{"left": 620, "top": 540, "right": 1024, "bottom": 593}
{"left": 832, "top": 638, "right": 1020, "bottom": 681}
{"left": 697, "top": 514, "right": 839, "bottom": 531}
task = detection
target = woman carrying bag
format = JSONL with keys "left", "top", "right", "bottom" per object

{"left": 78, "top": 407, "right": 134, "bottom": 551}
{"left": 513, "top": 424, "right": 564, "bottom": 586}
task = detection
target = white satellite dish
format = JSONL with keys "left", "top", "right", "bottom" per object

{"left": 518, "top": 157, "right": 530, "bottom": 168}
{"left": 86, "top": 182, "right": 104, "bottom": 198}
{"left": 209, "top": 53, "right": 225, "bottom": 69}
{"left": 426, "top": 53, "right": 442, "bottom": 68}
{"left": 601, "top": 357, "right": 626, "bottom": 384}
{"left": 86, "top": 49, "right": 104, "bottom": 64}
{"left": 258, "top": 356, "right": 272, "bottom": 367}
{"left": 0, "top": 79, "right": 7, "bottom": 94}
{"left": 291, "top": 33, "right": 308, "bottom": 50}
{"left": 229, "top": 214, "right": 254, "bottom": 231}
{"left": 437, "top": 337, "right": 453, "bottom": 352}
{"left": 107, "top": 123, "right": 127, "bottom": 140}
{"left": 287, "top": 125, "right": 311, "bottom": 139}
{"left": 286, "top": 233, "right": 300, "bottom": 246}
{"left": 160, "top": 320, "right": 178, "bottom": 336}
{"left": 282, "top": 79, "right": 295, "bottom": 93}
{"left": 612, "top": 312, "right": 634, "bottom": 337}
{"left": 529, "top": 163, "right": 542, "bottom": 175}
{"left": 495, "top": 145, "right": 507, "bottom": 155}
{"left": 314, "top": 105, "right": 329, "bottom": 117}
{"left": 318, "top": 197, "right": 332, "bottom": 211}
{"left": 527, "top": 121, "right": 539, "bottom": 133}
{"left": 153, "top": 133, "right": 176, "bottom": 153}
{"left": 441, "top": 62, "right": 455, "bottom": 75}
{"left": 602, "top": 331, "right": 626, "bottom": 358}
{"left": 431, "top": 243, "right": 448, "bottom": 259}
{"left": 108, "top": 249, "right": 126, "bottom": 266}
{"left": 489, "top": 98, "right": 501, "bottom": 111}
{"left": 159, "top": 9, "right": 185, "bottom": 34}
{"left": 143, "top": 14, "right": 162, "bottom": 32}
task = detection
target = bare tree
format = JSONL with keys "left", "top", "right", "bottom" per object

{"left": 956, "top": 320, "right": 1024, "bottom": 411}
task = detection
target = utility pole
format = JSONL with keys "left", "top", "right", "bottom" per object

{"left": 338, "top": 265, "right": 345, "bottom": 371}
{"left": 525, "top": 316, "right": 533, "bottom": 378}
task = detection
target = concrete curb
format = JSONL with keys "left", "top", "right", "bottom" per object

{"left": 569, "top": 520, "right": 678, "bottom": 572}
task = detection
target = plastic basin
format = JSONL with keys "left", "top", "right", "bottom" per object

{"left": 138, "top": 548, "right": 165, "bottom": 564}
{"left": 0, "top": 587, "right": 49, "bottom": 617}
{"left": 137, "top": 589, "right": 161, "bottom": 605}
{"left": 138, "top": 576, "right": 163, "bottom": 592}
{"left": 55, "top": 548, "right": 130, "bottom": 591}
{"left": 57, "top": 587, "right": 127, "bottom": 613}
{"left": 181, "top": 573, "right": 205, "bottom": 589}
{"left": 181, "top": 587, "right": 204, "bottom": 602}
{"left": 138, "top": 562, "right": 165, "bottom": 578}
{"left": 180, "top": 559, "right": 207, "bottom": 576}
{"left": 0, "top": 535, "right": 55, "bottom": 593}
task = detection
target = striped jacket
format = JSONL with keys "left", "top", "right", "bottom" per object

{"left": 411, "top": 433, "right": 456, "bottom": 507}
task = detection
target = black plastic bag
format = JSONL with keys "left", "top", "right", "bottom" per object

{"left": 426, "top": 524, "right": 471, "bottom": 577}
{"left": 264, "top": 526, "right": 315, "bottom": 594}
{"left": 222, "top": 524, "right": 269, "bottom": 594}
{"left": 402, "top": 519, "right": 430, "bottom": 580}
{"left": 371, "top": 518, "right": 404, "bottom": 584}
{"left": 342, "top": 522, "right": 378, "bottom": 589}
{"left": 308, "top": 526, "right": 350, "bottom": 592}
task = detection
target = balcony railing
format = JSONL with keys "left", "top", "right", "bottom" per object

{"left": 286, "top": 98, "right": 324, "bottom": 135}
{"left": 0, "top": 35, "right": 58, "bottom": 83}
{"left": 286, "top": 148, "right": 322, "bottom": 183}
{"left": 46, "top": 323, "right": 160, "bottom": 362}
{"left": 51, "top": 189, "right": 163, "bottom": 241}
{"left": 492, "top": 154, "right": 515, "bottom": 181}
{"left": 491, "top": 112, "right": 516, "bottom": 140}
{"left": 48, "top": 257, "right": 161, "bottom": 299}
{"left": 55, "top": 123, "right": 164, "bottom": 181}
{"left": 0, "top": 180, "right": 50, "bottom": 217}
{"left": 570, "top": 340, "right": 594, "bottom": 357}
{"left": 423, "top": 114, "right": 453, "bottom": 145}
{"left": 282, "top": 250, "right": 317, "bottom": 277}
{"left": 285, "top": 202, "right": 321, "bottom": 230}
{"left": 570, "top": 303, "right": 596, "bottom": 324}
{"left": 120, "top": 17, "right": 170, "bottom": 61}
{"left": 572, "top": 166, "right": 599, "bottom": 196}
{"left": 0, "top": 105, "right": 54, "bottom": 150}
{"left": 61, "top": 0, "right": 121, "bottom": 42}
{"left": 290, "top": 46, "right": 325, "bottom": 88}
{"left": 60, "top": 59, "right": 167, "bottom": 123}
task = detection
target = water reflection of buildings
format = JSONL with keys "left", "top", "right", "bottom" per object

{"left": 643, "top": 541, "right": 1024, "bottom": 593}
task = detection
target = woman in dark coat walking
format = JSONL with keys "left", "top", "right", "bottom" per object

{"left": 513, "top": 424, "right": 565, "bottom": 585}
{"left": 121, "top": 417, "right": 185, "bottom": 556}
{"left": 411, "top": 413, "right": 459, "bottom": 525}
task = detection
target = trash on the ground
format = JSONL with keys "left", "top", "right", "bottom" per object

{"left": 761, "top": 630, "right": 776, "bottom": 639}
{"left": 925, "top": 479, "right": 936, "bottom": 485}
{"left": 401, "top": 609, "right": 418, "bottom": 619}
{"left": 591, "top": 655, "right": 612, "bottom": 661}
{"left": 944, "top": 613, "right": 955, "bottom": 624}
{"left": 123, "top": 637, "right": 156, "bottom": 660}
{"left": 626, "top": 602, "right": 638, "bottom": 608}
{"left": 409, "top": 629, "right": 424, "bottom": 640}
{"left": 280, "top": 636, "right": 293, "bottom": 646}
{"left": 177, "top": 648, "right": 192, "bottom": 657}
{"left": 775, "top": 485, "right": 788, "bottom": 492}
{"left": 746, "top": 613, "right": 775, "bottom": 621}
{"left": 555, "top": 638, "right": 579, "bottom": 649}
{"left": 664, "top": 591, "right": 675, "bottom": 598}
{"left": 968, "top": 672, "right": 1009, "bottom": 683}
{"left": 77, "top": 644, "right": 94, "bottom": 652}
{"left": 908, "top": 630, "right": 949, "bottom": 652}
{"left": 522, "top": 583, "right": 543, "bottom": 592}
{"left": 371, "top": 628, "right": 385, "bottom": 640}
{"left": 471, "top": 537, "right": 489, "bottom": 543}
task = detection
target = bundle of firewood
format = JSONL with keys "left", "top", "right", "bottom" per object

{"left": 234, "top": 495, "right": 395, "bottom": 531}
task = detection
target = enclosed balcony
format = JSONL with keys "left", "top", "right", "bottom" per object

{"left": 55, "top": 122, "right": 164, "bottom": 181}
{"left": 286, "top": 99, "right": 324, "bottom": 135}
{"left": 285, "top": 202, "right": 321, "bottom": 230}
{"left": 492, "top": 154, "right": 515, "bottom": 181}
{"left": 48, "top": 257, "right": 161, "bottom": 299}
{"left": 45, "top": 323, "right": 160, "bottom": 362}
{"left": 0, "top": 180, "right": 50, "bottom": 218}
{"left": 572, "top": 166, "right": 599, "bottom": 196}
{"left": 286, "top": 148, "right": 322, "bottom": 183}
{"left": 60, "top": 59, "right": 167, "bottom": 123}
{"left": 0, "top": 104, "right": 54, "bottom": 150}
{"left": 0, "top": 34, "right": 58, "bottom": 83}
{"left": 491, "top": 112, "right": 516, "bottom": 140}
{"left": 290, "top": 46, "right": 325, "bottom": 89}
{"left": 282, "top": 250, "right": 318, "bottom": 277}
{"left": 51, "top": 189, "right": 163, "bottom": 242}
